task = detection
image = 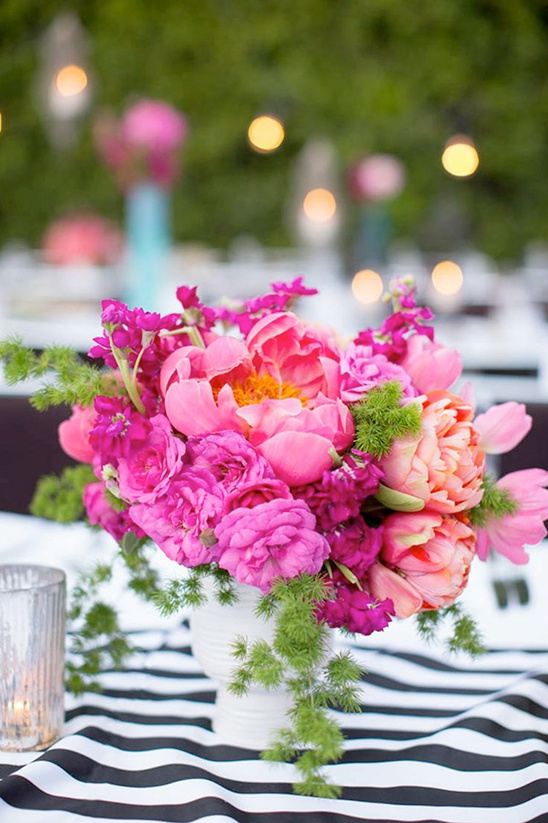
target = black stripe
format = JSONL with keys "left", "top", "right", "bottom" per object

{"left": 98, "top": 688, "right": 217, "bottom": 703}
{"left": 64, "top": 706, "right": 214, "bottom": 728}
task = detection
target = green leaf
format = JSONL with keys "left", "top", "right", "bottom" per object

{"left": 351, "top": 381, "right": 422, "bottom": 458}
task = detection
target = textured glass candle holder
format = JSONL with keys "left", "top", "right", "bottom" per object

{"left": 0, "top": 565, "right": 66, "bottom": 751}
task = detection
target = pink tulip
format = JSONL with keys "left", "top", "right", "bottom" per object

{"left": 379, "top": 390, "right": 485, "bottom": 514}
{"left": 473, "top": 402, "right": 532, "bottom": 454}
{"left": 368, "top": 510, "right": 476, "bottom": 617}
{"left": 475, "top": 469, "right": 548, "bottom": 564}
{"left": 400, "top": 334, "right": 462, "bottom": 393}
{"left": 58, "top": 405, "right": 96, "bottom": 463}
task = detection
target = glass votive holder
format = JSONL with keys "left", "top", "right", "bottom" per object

{"left": 0, "top": 564, "right": 66, "bottom": 751}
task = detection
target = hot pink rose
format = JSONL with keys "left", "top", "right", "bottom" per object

{"left": 473, "top": 402, "right": 532, "bottom": 455}
{"left": 58, "top": 405, "right": 96, "bottom": 463}
{"left": 379, "top": 390, "right": 485, "bottom": 514}
{"left": 368, "top": 510, "right": 476, "bottom": 617}
{"left": 215, "top": 498, "right": 330, "bottom": 593}
{"left": 400, "top": 335, "right": 462, "bottom": 393}
{"left": 117, "top": 414, "right": 187, "bottom": 504}
{"left": 339, "top": 342, "right": 416, "bottom": 402}
{"left": 476, "top": 469, "right": 548, "bottom": 564}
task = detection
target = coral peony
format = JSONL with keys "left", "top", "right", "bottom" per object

{"left": 379, "top": 390, "right": 485, "bottom": 514}
{"left": 368, "top": 510, "right": 476, "bottom": 618}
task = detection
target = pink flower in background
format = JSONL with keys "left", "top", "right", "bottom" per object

{"left": 42, "top": 214, "right": 123, "bottom": 266}
{"left": 59, "top": 406, "right": 96, "bottom": 463}
{"left": 368, "top": 510, "right": 476, "bottom": 617}
{"left": 117, "top": 415, "right": 187, "bottom": 504}
{"left": 476, "top": 469, "right": 548, "bottom": 564}
{"left": 379, "top": 390, "right": 485, "bottom": 514}
{"left": 400, "top": 335, "right": 462, "bottom": 394}
{"left": 474, "top": 402, "right": 532, "bottom": 454}
{"left": 339, "top": 342, "right": 416, "bottom": 402}
{"left": 121, "top": 100, "right": 188, "bottom": 153}
{"left": 216, "top": 499, "right": 330, "bottom": 592}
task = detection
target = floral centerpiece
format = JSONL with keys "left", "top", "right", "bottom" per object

{"left": 2, "top": 276, "right": 547, "bottom": 797}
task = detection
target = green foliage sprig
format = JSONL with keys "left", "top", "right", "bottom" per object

{"left": 351, "top": 380, "right": 422, "bottom": 458}
{"left": 415, "top": 602, "right": 486, "bottom": 657}
{"left": 229, "top": 575, "right": 363, "bottom": 799}
{"left": 0, "top": 337, "right": 118, "bottom": 409}
{"left": 30, "top": 464, "right": 96, "bottom": 522}
{"left": 469, "top": 474, "right": 518, "bottom": 529}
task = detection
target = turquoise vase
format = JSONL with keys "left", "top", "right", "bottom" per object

{"left": 124, "top": 182, "right": 171, "bottom": 311}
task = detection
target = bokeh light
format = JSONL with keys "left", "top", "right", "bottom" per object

{"left": 0, "top": 112, "right": 3, "bottom": 134}
{"left": 441, "top": 135, "right": 480, "bottom": 178}
{"left": 351, "top": 269, "right": 384, "bottom": 304}
{"left": 54, "top": 64, "right": 88, "bottom": 98}
{"left": 302, "top": 188, "right": 337, "bottom": 222}
{"left": 247, "top": 115, "right": 285, "bottom": 153}
{"left": 431, "top": 260, "right": 464, "bottom": 295}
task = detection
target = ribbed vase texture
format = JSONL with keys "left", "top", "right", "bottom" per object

{"left": 0, "top": 565, "right": 66, "bottom": 751}
{"left": 190, "top": 582, "right": 293, "bottom": 749}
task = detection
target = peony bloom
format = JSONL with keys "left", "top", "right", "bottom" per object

{"left": 162, "top": 328, "right": 354, "bottom": 486}
{"left": 117, "top": 414, "right": 187, "bottom": 504}
{"left": 475, "top": 469, "right": 548, "bottom": 564}
{"left": 400, "top": 334, "right": 462, "bottom": 394}
{"left": 59, "top": 405, "right": 97, "bottom": 463}
{"left": 379, "top": 390, "right": 485, "bottom": 514}
{"left": 368, "top": 510, "right": 476, "bottom": 618}
{"left": 473, "top": 402, "right": 532, "bottom": 455}
{"left": 215, "top": 498, "right": 330, "bottom": 593}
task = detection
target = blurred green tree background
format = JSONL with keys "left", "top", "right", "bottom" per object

{"left": 1, "top": 0, "right": 547, "bottom": 260}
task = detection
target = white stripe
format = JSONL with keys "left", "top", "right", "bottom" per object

{"left": 8, "top": 765, "right": 548, "bottom": 823}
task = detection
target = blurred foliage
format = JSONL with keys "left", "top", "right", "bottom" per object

{"left": 1, "top": 0, "right": 548, "bottom": 260}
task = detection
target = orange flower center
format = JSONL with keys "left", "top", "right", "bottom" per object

{"left": 213, "top": 372, "right": 303, "bottom": 406}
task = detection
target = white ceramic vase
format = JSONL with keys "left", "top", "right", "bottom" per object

{"left": 190, "top": 581, "right": 293, "bottom": 749}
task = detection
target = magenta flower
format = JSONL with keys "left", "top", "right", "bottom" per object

{"left": 318, "top": 583, "right": 394, "bottom": 635}
{"left": 215, "top": 498, "right": 330, "bottom": 593}
{"left": 117, "top": 414, "right": 187, "bottom": 504}
{"left": 473, "top": 402, "right": 532, "bottom": 455}
{"left": 89, "top": 396, "right": 151, "bottom": 464}
{"left": 224, "top": 477, "right": 292, "bottom": 512}
{"left": 84, "top": 482, "right": 144, "bottom": 544}
{"left": 326, "top": 516, "right": 383, "bottom": 578}
{"left": 129, "top": 468, "right": 225, "bottom": 568}
{"left": 475, "top": 469, "right": 548, "bottom": 564}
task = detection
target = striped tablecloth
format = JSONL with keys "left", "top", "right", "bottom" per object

{"left": 1, "top": 619, "right": 548, "bottom": 823}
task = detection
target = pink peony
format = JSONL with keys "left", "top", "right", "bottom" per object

{"left": 473, "top": 402, "right": 532, "bottom": 455}
{"left": 59, "top": 405, "right": 97, "bottom": 463}
{"left": 162, "top": 333, "right": 354, "bottom": 485}
{"left": 368, "top": 510, "right": 476, "bottom": 618}
{"left": 400, "top": 335, "right": 462, "bottom": 394}
{"left": 117, "top": 414, "right": 187, "bottom": 504}
{"left": 129, "top": 468, "right": 225, "bottom": 568}
{"left": 339, "top": 342, "right": 416, "bottom": 403}
{"left": 215, "top": 498, "right": 330, "bottom": 593}
{"left": 379, "top": 390, "right": 485, "bottom": 514}
{"left": 475, "top": 469, "right": 548, "bottom": 564}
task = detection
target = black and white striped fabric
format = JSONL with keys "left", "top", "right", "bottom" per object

{"left": 1, "top": 621, "right": 548, "bottom": 823}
